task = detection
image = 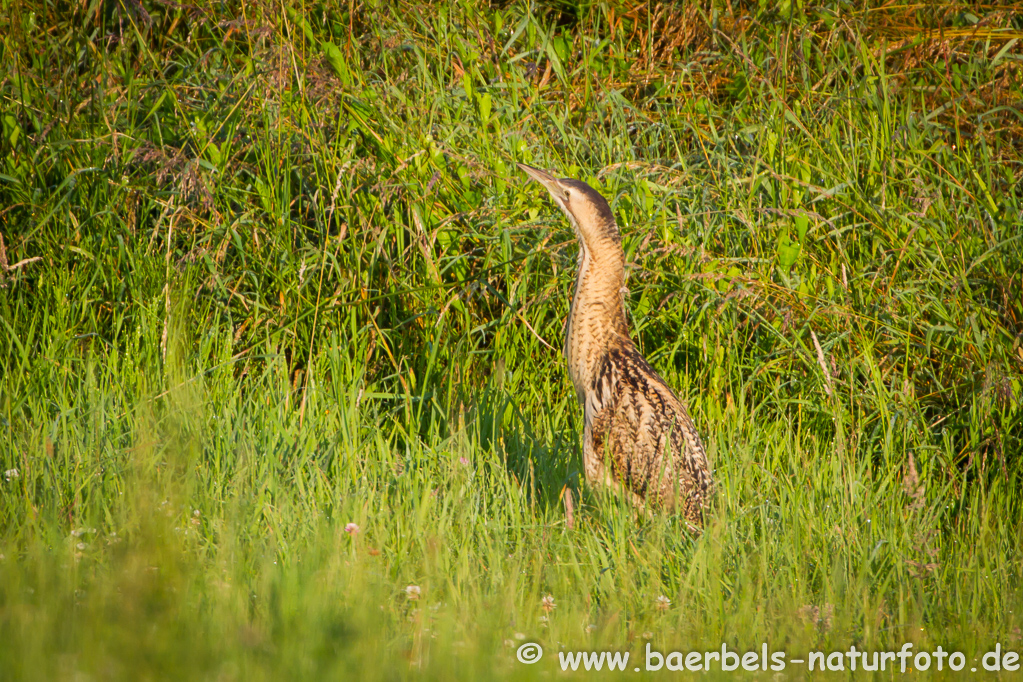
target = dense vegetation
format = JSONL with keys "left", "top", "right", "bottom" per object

{"left": 1, "top": 0, "right": 1021, "bottom": 679}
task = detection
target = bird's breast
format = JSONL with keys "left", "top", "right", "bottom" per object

{"left": 563, "top": 241, "right": 627, "bottom": 403}
{"left": 565, "top": 294, "right": 620, "bottom": 403}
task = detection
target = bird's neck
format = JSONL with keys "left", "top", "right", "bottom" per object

{"left": 564, "top": 236, "right": 629, "bottom": 397}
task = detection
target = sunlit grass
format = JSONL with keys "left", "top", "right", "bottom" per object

{"left": 1, "top": 0, "right": 1021, "bottom": 679}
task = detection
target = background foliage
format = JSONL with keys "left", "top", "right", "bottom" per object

{"left": 1, "top": 0, "right": 1021, "bottom": 679}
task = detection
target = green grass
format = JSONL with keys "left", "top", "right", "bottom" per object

{"left": 2, "top": 0, "right": 1022, "bottom": 679}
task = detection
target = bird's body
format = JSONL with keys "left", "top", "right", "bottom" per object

{"left": 518, "top": 164, "right": 713, "bottom": 529}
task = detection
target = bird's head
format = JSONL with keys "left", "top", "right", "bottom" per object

{"left": 517, "top": 163, "right": 619, "bottom": 247}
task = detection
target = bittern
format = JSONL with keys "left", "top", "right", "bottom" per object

{"left": 518, "top": 163, "right": 713, "bottom": 529}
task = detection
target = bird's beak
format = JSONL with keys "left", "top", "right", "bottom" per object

{"left": 517, "top": 163, "right": 564, "bottom": 197}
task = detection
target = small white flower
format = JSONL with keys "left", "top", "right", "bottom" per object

{"left": 514, "top": 632, "right": 526, "bottom": 641}
{"left": 405, "top": 585, "right": 421, "bottom": 600}
{"left": 4, "top": 469, "right": 19, "bottom": 481}
{"left": 344, "top": 523, "right": 360, "bottom": 536}
{"left": 655, "top": 595, "right": 671, "bottom": 611}
{"left": 541, "top": 594, "right": 556, "bottom": 613}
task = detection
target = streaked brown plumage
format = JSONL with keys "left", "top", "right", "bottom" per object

{"left": 518, "top": 163, "right": 713, "bottom": 529}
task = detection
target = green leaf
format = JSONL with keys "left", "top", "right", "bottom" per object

{"left": 777, "top": 230, "right": 801, "bottom": 273}
{"left": 285, "top": 7, "right": 315, "bottom": 46}
{"left": 542, "top": 32, "right": 567, "bottom": 84}
{"left": 322, "top": 41, "right": 351, "bottom": 85}
{"left": 478, "top": 92, "right": 491, "bottom": 125}
{"left": 493, "top": 158, "right": 506, "bottom": 192}
{"left": 254, "top": 177, "right": 273, "bottom": 214}
{"left": 2, "top": 114, "right": 21, "bottom": 147}
{"left": 794, "top": 213, "right": 809, "bottom": 244}
{"left": 205, "top": 142, "right": 221, "bottom": 167}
